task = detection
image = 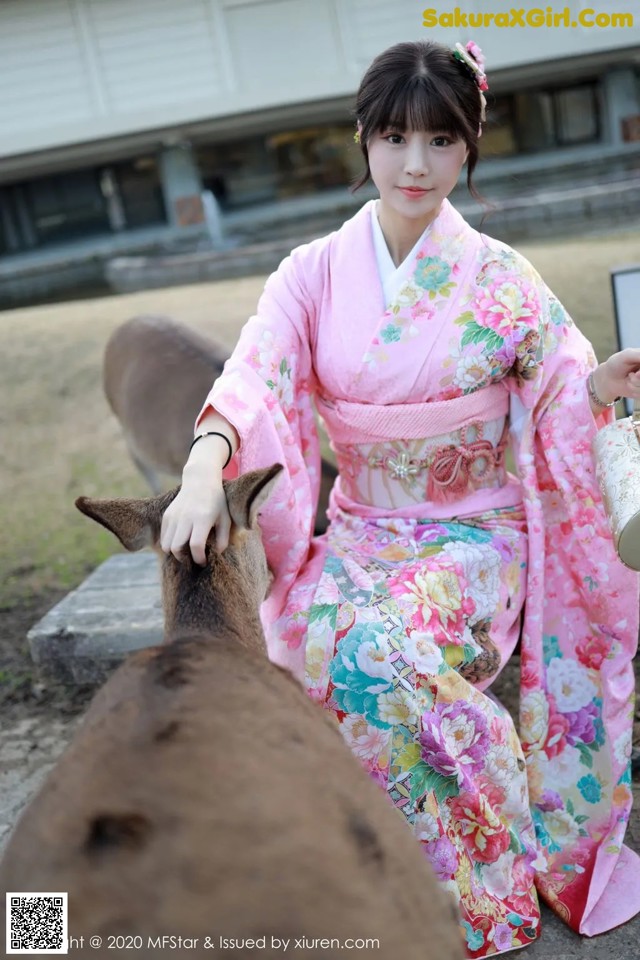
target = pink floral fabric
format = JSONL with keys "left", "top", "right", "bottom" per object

{"left": 200, "top": 199, "right": 640, "bottom": 956}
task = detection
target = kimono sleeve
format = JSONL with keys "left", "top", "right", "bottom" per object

{"left": 196, "top": 247, "right": 321, "bottom": 629}
{"left": 497, "top": 252, "right": 640, "bottom": 935}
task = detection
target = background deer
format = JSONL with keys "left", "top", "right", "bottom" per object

{"left": 103, "top": 315, "right": 337, "bottom": 534}
{"left": 0, "top": 466, "right": 464, "bottom": 960}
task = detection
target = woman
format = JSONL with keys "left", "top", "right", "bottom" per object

{"left": 161, "top": 40, "right": 640, "bottom": 957}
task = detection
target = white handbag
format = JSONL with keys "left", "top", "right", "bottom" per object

{"left": 593, "top": 400, "right": 640, "bottom": 571}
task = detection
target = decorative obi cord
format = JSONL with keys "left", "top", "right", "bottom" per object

{"left": 317, "top": 383, "right": 520, "bottom": 514}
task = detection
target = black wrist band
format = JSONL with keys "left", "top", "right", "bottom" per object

{"left": 189, "top": 431, "right": 233, "bottom": 468}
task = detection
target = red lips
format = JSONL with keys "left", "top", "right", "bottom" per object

{"left": 398, "top": 187, "right": 431, "bottom": 198}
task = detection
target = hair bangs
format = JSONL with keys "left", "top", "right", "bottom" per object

{"left": 375, "top": 76, "right": 466, "bottom": 140}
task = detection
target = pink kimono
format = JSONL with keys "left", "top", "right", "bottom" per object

{"left": 199, "top": 198, "right": 640, "bottom": 956}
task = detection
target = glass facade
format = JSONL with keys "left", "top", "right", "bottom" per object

{"left": 198, "top": 138, "right": 277, "bottom": 209}
{"left": 113, "top": 157, "right": 166, "bottom": 229}
{"left": 482, "top": 81, "right": 600, "bottom": 158}
{"left": 196, "top": 123, "right": 360, "bottom": 210}
{"left": 0, "top": 158, "right": 165, "bottom": 255}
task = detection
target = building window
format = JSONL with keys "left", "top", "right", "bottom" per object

{"left": 0, "top": 155, "right": 170, "bottom": 258}
{"left": 0, "top": 188, "right": 25, "bottom": 255}
{"left": 511, "top": 82, "right": 599, "bottom": 153}
{"left": 113, "top": 157, "right": 166, "bottom": 228}
{"left": 554, "top": 85, "right": 599, "bottom": 145}
{"left": 25, "top": 170, "right": 110, "bottom": 246}
{"left": 267, "top": 125, "right": 358, "bottom": 198}
{"left": 197, "top": 139, "right": 277, "bottom": 210}
{"left": 513, "top": 90, "right": 556, "bottom": 153}
{"left": 481, "top": 95, "right": 518, "bottom": 157}
{"left": 197, "top": 125, "right": 359, "bottom": 210}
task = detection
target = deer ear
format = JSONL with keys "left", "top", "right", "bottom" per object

{"left": 224, "top": 463, "right": 283, "bottom": 531}
{"left": 75, "top": 488, "right": 179, "bottom": 551}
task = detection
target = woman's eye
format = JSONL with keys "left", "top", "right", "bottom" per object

{"left": 384, "top": 134, "right": 404, "bottom": 144}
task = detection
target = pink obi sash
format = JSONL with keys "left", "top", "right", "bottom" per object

{"left": 316, "top": 383, "right": 524, "bottom": 517}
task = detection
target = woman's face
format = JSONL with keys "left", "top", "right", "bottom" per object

{"left": 364, "top": 124, "right": 469, "bottom": 232}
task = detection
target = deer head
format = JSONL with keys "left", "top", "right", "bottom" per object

{"left": 75, "top": 464, "right": 284, "bottom": 640}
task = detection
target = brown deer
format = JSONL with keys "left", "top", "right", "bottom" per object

{"left": 103, "top": 315, "right": 336, "bottom": 534}
{"left": 0, "top": 466, "right": 464, "bottom": 960}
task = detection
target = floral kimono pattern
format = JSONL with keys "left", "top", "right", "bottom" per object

{"left": 200, "top": 199, "right": 640, "bottom": 957}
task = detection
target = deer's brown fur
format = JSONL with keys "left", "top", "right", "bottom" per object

{"left": 0, "top": 466, "right": 463, "bottom": 960}
{"left": 103, "top": 315, "right": 336, "bottom": 533}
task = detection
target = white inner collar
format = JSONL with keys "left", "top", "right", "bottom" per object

{"left": 370, "top": 201, "right": 432, "bottom": 306}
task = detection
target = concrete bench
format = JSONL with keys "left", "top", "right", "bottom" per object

{"left": 27, "top": 552, "right": 163, "bottom": 686}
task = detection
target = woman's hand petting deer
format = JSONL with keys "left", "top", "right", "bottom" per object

{"left": 160, "top": 411, "right": 240, "bottom": 563}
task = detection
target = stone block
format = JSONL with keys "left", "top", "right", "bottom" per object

{"left": 27, "top": 553, "right": 163, "bottom": 687}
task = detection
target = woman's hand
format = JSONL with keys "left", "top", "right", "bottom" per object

{"left": 160, "top": 463, "right": 231, "bottom": 565}
{"left": 160, "top": 420, "right": 239, "bottom": 564}
{"left": 592, "top": 348, "right": 640, "bottom": 406}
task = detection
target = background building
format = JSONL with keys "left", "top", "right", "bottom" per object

{"left": 1, "top": 0, "right": 639, "bottom": 303}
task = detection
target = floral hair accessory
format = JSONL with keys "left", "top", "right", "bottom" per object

{"left": 452, "top": 41, "right": 488, "bottom": 127}
{"left": 353, "top": 129, "right": 361, "bottom": 144}
{"left": 453, "top": 41, "right": 489, "bottom": 92}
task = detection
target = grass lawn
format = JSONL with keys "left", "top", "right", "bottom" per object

{"left": 1, "top": 227, "right": 638, "bottom": 609}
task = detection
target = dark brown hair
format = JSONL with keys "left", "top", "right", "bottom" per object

{"left": 351, "top": 40, "right": 484, "bottom": 201}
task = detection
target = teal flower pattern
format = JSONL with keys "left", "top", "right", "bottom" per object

{"left": 329, "top": 623, "right": 393, "bottom": 727}
{"left": 415, "top": 256, "right": 451, "bottom": 291}
{"left": 380, "top": 324, "right": 402, "bottom": 343}
{"left": 577, "top": 775, "right": 602, "bottom": 804}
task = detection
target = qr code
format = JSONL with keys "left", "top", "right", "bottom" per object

{"left": 6, "top": 893, "right": 68, "bottom": 954}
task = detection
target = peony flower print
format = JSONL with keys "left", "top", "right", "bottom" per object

{"left": 540, "top": 808, "right": 580, "bottom": 849}
{"left": 415, "top": 810, "right": 441, "bottom": 842}
{"left": 404, "top": 630, "right": 445, "bottom": 674}
{"left": 613, "top": 730, "right": 632, "bottom": 767}
{"left": 329, "top": 624, "right": 393, "bottom": 726}
{"left": 576, "top": 633, "right": 610, "bottom": 670}
{"left": 543, "top": 700, "right": 571, "bottom": 760}
{"left": 577, "top": 774, "right": 602, "bottom": 804}
{"left": 451, "top": 790, "right": 511, "bottom": 863}
{"left": 377, "top": 688, "right": 420, "bottom": 727}
{"left": 354, "top": 635, "right": 394, "bottom": 683}
{"left": 475, "top": 278, "right": 537, "bottom": 334}
{"left": 415, "top": 255, "right": 452, "bottom": 292}
{"left": 520, "top": 690, "right": 549, "bottom": 751}
{"left": 392, "top": 279, "right": 423, "bottom": 308}
{"left": 493, "top": 923, "right": 514, "bottom": 952}
{"left": 341, "top": 714, "right": 391, "bottom": 762}
{"left": 441, "top": 541, "right": 501, "bottom": 625}
{"left": 564, "top": 701, "right": 598, "bottom": 746}
{"left": 536, "top": 789, "right": 564, "bottom": 813}
{"left": 545, "top": 744, "right": 583, "bottom": 789}
{"left": 481, "top": 850, "right": 516, "bottom": 899}
{"left": 423, "top": 835, "right": 460, "bottom": 880}
{"left": 380, "top": 323, "right": 402, "bottom": 344}
{"left": 485, "top": 744, "right": 518, "bottom": 790}
{"left": 546, "top": 658, "right": 598, "bottom": 712}
{"left": 453, "top": 353, "right": 493, "bottom": 390}
{"left": 420, "top": 700, "right": 490, "bottom": 784}
{"left": 387, "top": 559, "right": 474, "bottom": 642}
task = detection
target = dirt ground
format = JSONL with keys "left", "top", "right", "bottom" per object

{"left": 1, "top": 591, "right": 93, "bottom": 721}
